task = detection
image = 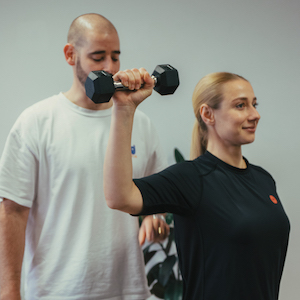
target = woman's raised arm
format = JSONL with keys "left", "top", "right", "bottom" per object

{"left": 103, "top": 68, "right": 154, "bottom": 214}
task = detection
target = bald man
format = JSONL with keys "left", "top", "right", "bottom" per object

{"left": 0, "top": 14, "right": 169, "bottom": 300}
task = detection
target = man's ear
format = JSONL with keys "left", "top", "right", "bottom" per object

{"left": 63, "top": 43, "right": 76, "bottom": 66}
{"left": 200, "top": 104, "right": 215, "bottom": 126}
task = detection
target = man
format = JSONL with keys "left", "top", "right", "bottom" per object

{"left": 0, "top": 13, "right": 169, "bottom": 300}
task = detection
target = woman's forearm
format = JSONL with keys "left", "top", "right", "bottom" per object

{"left": 104, "top": 106, "right": 143, "bottom": 214}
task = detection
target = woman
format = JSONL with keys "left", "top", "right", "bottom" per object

{"left": 104, "top": 69, "right": 290, "bottom": 300}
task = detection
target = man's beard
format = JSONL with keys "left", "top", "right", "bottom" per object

{"left": 76, "top": 57, "right": 88, "bottom": 87}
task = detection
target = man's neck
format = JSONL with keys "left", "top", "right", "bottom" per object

{"left": 63, "top": 85, "right": 113, "bottom": 111}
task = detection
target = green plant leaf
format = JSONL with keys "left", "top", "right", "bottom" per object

{"left": 165, "top": 228, "right": 175, "bottom": 254}
{"left": 165, "top": 212, "right": 174, "bottom": 225}
{"left": 144, "top": 250, "right": 157, "bottom": 264}
{"left": 147, "top": 263, "right": 161, "bottom": 286}
{"left": 143, "top": 244, "right": 152, "bottom": 254}
{"left": 150, "top": 281, "right": 165, "bottom": 299}
{"left": 174, "top": 148, "right": 185, "bottom": 163}
{"left": 158, "top": 255, "right": 177, "bottom": 287}
{"left": 164, "top": 278, "right": 183, "bottom": 300}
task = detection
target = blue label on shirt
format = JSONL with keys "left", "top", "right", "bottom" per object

{"left": 131, "top": 145, "right": 136, "bottom": 155}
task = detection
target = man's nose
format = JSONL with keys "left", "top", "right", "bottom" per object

{"left": 102, "top": 58, "right": 115, "bottom": 75}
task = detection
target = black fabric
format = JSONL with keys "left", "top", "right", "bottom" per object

{"left": 133, "top": 151, "right": 290, "bottom": 300}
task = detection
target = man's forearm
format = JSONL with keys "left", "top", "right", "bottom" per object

{"left": 0, "top": 200, "right": 29, "bottom": 299}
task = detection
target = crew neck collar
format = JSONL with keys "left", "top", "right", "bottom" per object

{"left": 204, "top": 151, "right": 249, "bottom": 174}
{"left": 59, "top": 92, "right": 112, "bottom": 117}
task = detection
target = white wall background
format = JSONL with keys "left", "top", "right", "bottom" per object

{"left": 0, "top": 0, "right": 299, "bottom": 299}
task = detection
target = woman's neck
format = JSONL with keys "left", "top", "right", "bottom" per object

{"left": 206, "top": 143, "right": 246, "bottom": 169}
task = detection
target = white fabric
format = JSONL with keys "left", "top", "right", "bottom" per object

{"left": 0, "top": 93, "right": 167, "bottom": 300}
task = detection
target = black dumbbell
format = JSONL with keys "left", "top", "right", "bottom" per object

{"left": 85, "top": 64, "right": 179, "bottom": 103}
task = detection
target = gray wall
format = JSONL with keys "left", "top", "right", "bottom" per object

{"left": 1, "top": 0, "right": 299, "bottom": 298}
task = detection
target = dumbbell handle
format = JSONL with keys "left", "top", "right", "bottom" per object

{"left": 113, "top": 76, "right": 157, "bottom": 90}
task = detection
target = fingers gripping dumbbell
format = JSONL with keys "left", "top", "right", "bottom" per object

{"left": 85, "top": 64, "right": 180, "bottom": 104}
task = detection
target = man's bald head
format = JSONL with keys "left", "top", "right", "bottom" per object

{"left": 67, "top": 13, "right": 118, "bottom": 49}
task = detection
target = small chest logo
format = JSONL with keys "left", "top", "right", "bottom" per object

{"left": 131, "top": 145, "right": 137, "bottom": 158}
{"left": 269, "top": 195, "right": 278, "bottom": 204}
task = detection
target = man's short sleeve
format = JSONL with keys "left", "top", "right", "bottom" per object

{"left": 0, "top": 109, "right": 38, "bottom": 207}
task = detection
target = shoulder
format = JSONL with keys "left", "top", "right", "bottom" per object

{"left": 191, "top": 154, "right": 218, "bottom": 176}
{"left": 10, "top": 94, "right": 60, "bottom": 137}
{"left": 162, "top": 155, "right": 216, "bottom": 178}
{"left": 17, "top": 94, "right": 60, "bottom": 121}
{"left": 248, "top": 162, "right": 276, "bottom": 183}
{"left": 23, "top": 94, "right": 60, "bottom": 115}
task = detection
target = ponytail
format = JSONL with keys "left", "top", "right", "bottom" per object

{"left": 190, "top": 119, "right": 207, "bottom": 160}
{"left": 190, "top": 120, "right": 200, "bottom": 160}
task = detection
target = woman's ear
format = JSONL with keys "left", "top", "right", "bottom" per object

{"left": 63, "top": 43, "right": 76, "bottom": 66}
{"left": 200, "top": 104, "right": 215, "bottom": 126}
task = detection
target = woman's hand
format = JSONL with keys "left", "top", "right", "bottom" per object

{"left": 112, "top": 68, "right": 155, "bottom": 109}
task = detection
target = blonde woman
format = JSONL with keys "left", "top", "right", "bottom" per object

{"left": 104, "top": 69, "right": 290, "bottom": 300}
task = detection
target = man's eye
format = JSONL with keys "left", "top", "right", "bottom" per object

{"left": 112, "top": 57, "right": 119, "bottom": 62}
{"left": 92, "top": 57, "right": 104, "bottom": 62}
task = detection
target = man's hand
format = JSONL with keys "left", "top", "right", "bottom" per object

{"left": 139, "top": 214, "right": 170, "bottom": 246}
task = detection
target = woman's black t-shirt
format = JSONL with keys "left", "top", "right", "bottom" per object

{"left": 134, "top": 151, "right": 290, "bottom": 300}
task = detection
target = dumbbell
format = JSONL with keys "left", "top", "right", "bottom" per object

{"left": 85, "top": 64, "right": 179, "bottom": 103}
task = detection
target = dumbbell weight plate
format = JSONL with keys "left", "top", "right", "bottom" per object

{"left": 85, "top": 70, "right": 115, "bottom": 104}
{"left": 152, "top": 64, "right": 179, "bottom": 95}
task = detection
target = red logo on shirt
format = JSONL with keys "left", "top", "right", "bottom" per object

{"left": 269, "top": 195, "right": 278, "bottom": 204}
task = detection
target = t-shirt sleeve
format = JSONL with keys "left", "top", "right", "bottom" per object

{"left": 133, "top": 161, "right": 201, "bottom": 216}
{"left": 0, "top": 109, "right": 39, "bottom": 207}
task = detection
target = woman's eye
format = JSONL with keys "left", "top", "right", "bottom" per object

{"left": 236, "top": 103, "right": 244, "bottom": 108}
{"left": 253, "top": 103, "right": 259, "bottom": 108}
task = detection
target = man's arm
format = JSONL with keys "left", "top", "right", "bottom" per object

{"left": 0, "top": 199, "right": 29, "bottom": 300}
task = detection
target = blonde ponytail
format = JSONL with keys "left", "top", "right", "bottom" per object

{"left": 190, "top": 120, "right": 201, "bottom": 160}
{"left": 190, "top": 119, "right": 208, "bottom": 160}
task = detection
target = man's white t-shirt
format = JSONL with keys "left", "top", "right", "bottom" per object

{"left": 0, "top": 93, "right": 167, "bottom": 300}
